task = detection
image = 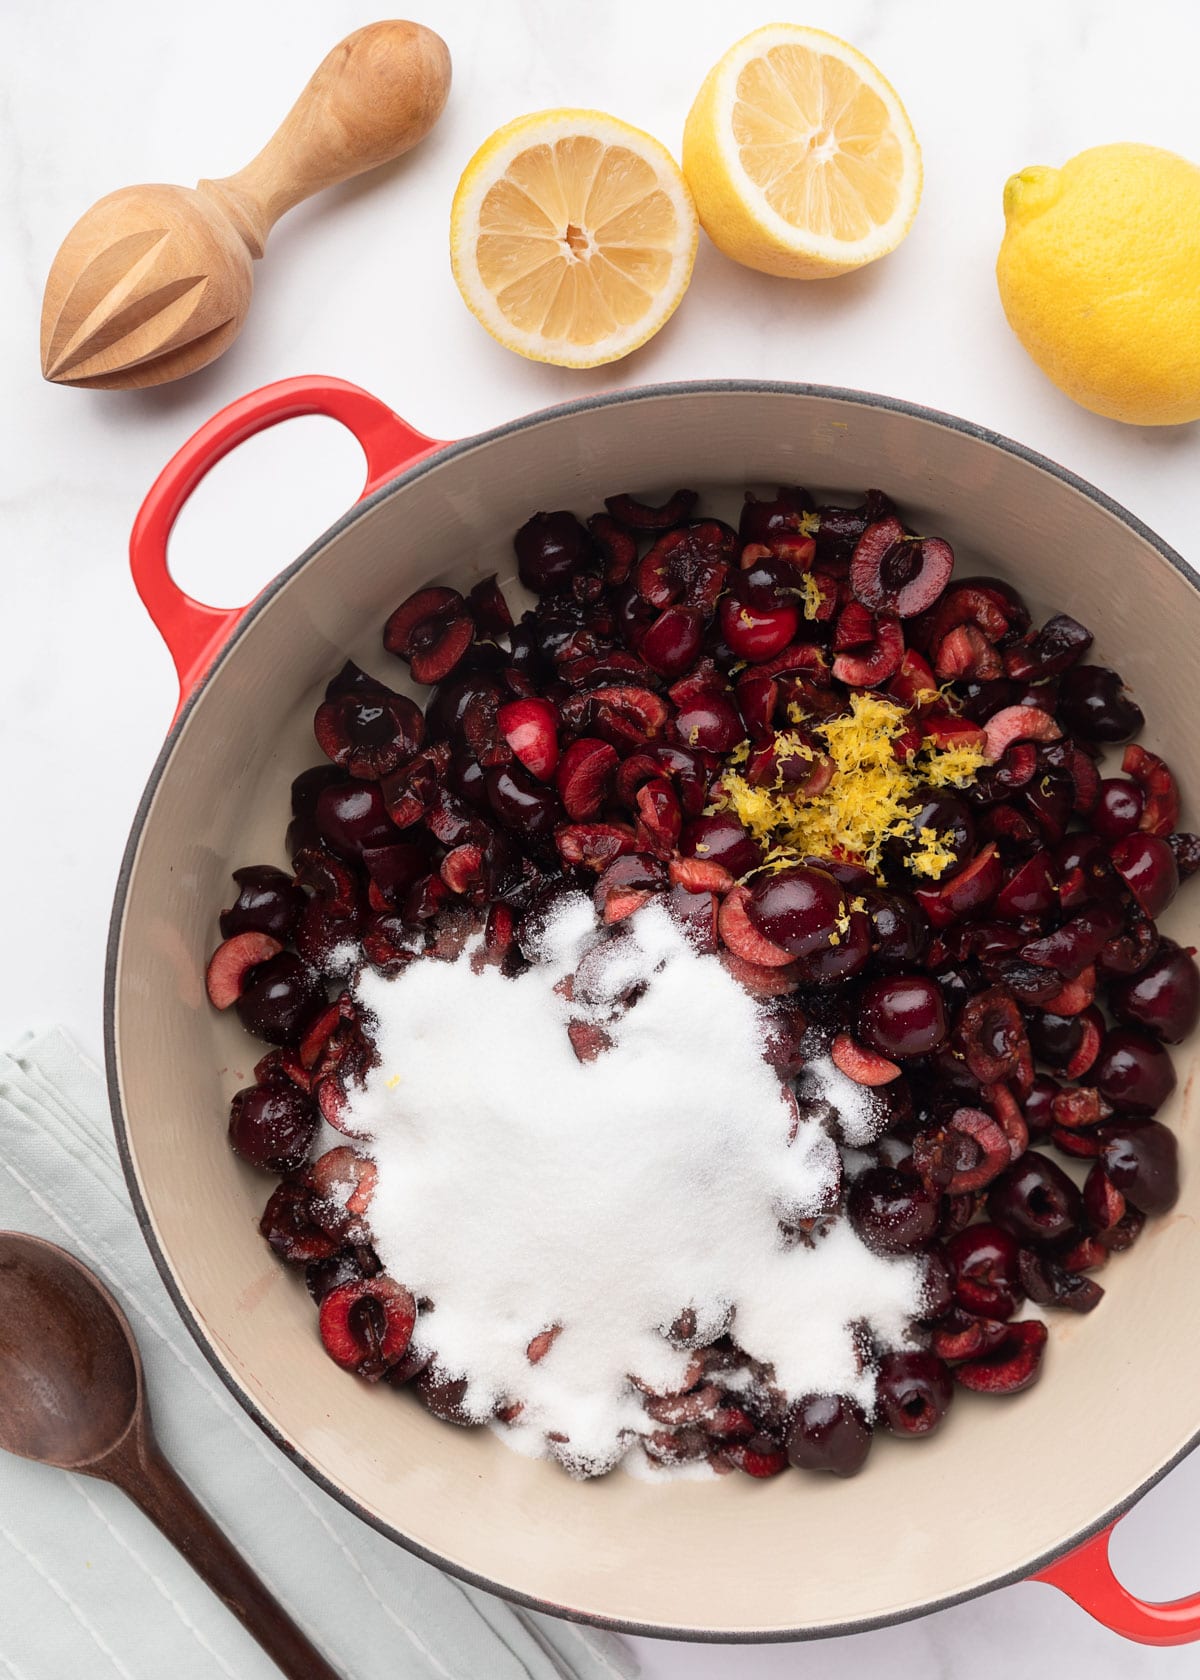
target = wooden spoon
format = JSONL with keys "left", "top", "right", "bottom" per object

{"left": 40, "top": 20, "right": 451, "bottom": 389}
{"left": 0, "top": 1230, "right": 341, "bottom": 1679}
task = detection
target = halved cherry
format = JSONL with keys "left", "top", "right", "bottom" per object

{"left": 923, "top": 579, "right": 1021, "bottom": 650}
{"left": 560, "top": 684, "right": 669, "bottom": 750}
{"left": 555, "top": 822, "right": 638, "bottom": 871}
{"left": 383, "top": 587, "right": 475, "bottom": 686}
{"left": 913, "top": 1107, "right": 1011, "bottom": 1194}
{"left": 850, "top": 518, "right": 954, "bottom": 617}
{"left": 1110, "top": 832, "right": 1180, "bottom": 918}
{"left": 640, "top": 605, "right": 704, "bottom": 678}
{"left": 994, "top": 850, "right": 1058, "bottom": 920}
{"left": 669, "top": 855, "right": 736, "bottom": 895}
{"left": 734, "top": 670, "right": 779, "bottom": 742}
{"left": 718, "top": 886, "right": 795, "bottom": 968}
{"left": 634, "top": 777, "right": 682, "bottom": 857}
{"left": 1064, "top": 1010, "right": 1105, "bottom": 1081}
{"left": 440, "top": 843, "right": 487, "bottom": 898}
{"left": 259, "top": 1177, "right": 339, "bottom": 1265}
{"left": 1051, "top": 1085, "right": 1111, "bottom": 1131}
{"left": 831, "top": 613, "right": 904, "bottom": 686}
{"left": 922, "top": 715, "right": 987, "bottom": 752}
{"left": 496, "top": 698, "right": 559, "bottom": 781}
{"left": 953, "top": 1320, "right": 1047, "bottom": 1395}
{"left": 1042, "top": 965, "right": 1096, "bottom": 1016}
{"left": 314, "top": 689, "right": 425, "bottom": 780}
{"left": 309, "top": 1144, "right": 378, "bottom": 1240}
{"left": 465, "top": 573, "right": 513, "bottom": 637}
{"left": 587, "top": 512, "right": 638, "bottom": 584}
{"left": 1123, "top": 744, "right": 1181, "bottom": 836}
{"left": 556, "top": 737, "right": 620, "bottom": 819}
{"left": 981, "top": 706, "right": 1061, "bottom": 763}
{"left": 932, "top": 1311, "right": 1011, "bottom": 1364}
{"left": 634, "top": 521, "right": 736, "bottom": 611}
{"left": 319, "top": 1275, "right": 416, "bottom": 1378}
{"left": 832, "top": 599, "right": 877, "bottom": 651}
{"left": 666, "top": 883, "right": 720, "bottom": 952}
{"left": 206, "top": 932, "right": 284, "bottom": 1010}
{"left": 381, "top": 743, "right": 452, "bottom": 828}
{"left": 604, "top": 488, "right": 698, "bottom": 529}
{"left": 830, "top": 1033, "right": 901, "bottom": 1085}
{"left": 1004, "top": 613, "right": 1092, "bottom": 679}
{"left": 888, "top": 648, "right": 939, "bottom": 707}
{"left": 933, "top": 624, "right": 1002, "bottom": 681}
{"left": 914, "top": 844, "right": 1002, "bottom": 928}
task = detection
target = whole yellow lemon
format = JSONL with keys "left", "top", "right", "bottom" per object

{"left": 996, "top": 143, "right": 1200, "bottom": 426}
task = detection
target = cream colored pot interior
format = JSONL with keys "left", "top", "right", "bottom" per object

{"left": 110, "top": 389, "right": 1200, "bottom": 1637}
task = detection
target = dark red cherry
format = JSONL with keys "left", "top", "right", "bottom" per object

{"left": 717, "top": 596, "right": 800, "bottom": 662}
{"left": 679, "top": 814, "right": 764, "bottom": 878}
{"left": 219, "top": 865, "right": 303, "bottom": 941}
{"left": 944, "top": 1222, "right": 1022, "bottom": 1320}
{"left": 865, "top": 892, "right": 929, "bottom": 970}
{"left": 315, "top": 780, "right": 397, "bottom": 858}
{"left": 228, "top": 1084, "right": 318, "bottom": 1172}
{"left": 1097, "top": 1119, "right": 1180, "bottom": 1216}
{"left": 1027, "top": 1010, "right": 1083, "bottom": 1069}
{"left": 1108, "top": 943, "right": 1200, "bottom": 1044}
{"left": 1110, "top": 833, "right": 1179, "bottom": 919}
{"left": 485, "top": 762, "right": 561, "bottom": 842}
{"left": 1057, "top": 665, "right": 1144, "bottom": 743}
{"left": 786, "top": 1394, "right": 872, "bottom": 1477}
{"left": 1024, "top": 1075, "right": 1062, "bottom": 1136}
{"left": 739, "top": 486, "right": 814, "bottom": 545}
{"left": 235, "top": 953, "right": 327, "bottom": 1047}
{"left": 987, "top": 1152, "right": 1083, "bottom": 1246}
{"left": 1093, "top": 1026, "right": 1177, "bottom": 1114}
{"left": 876, "top": 1351, "right": 954, "bottom": 1436}
{"left": 848, "top": 1167, "right": 940, "bottom": 1255}
{"left": 744, "top": 865, "right": 846, "bottom": 959}
{"left": 1092, "top": 778, "right": 1146, "bottom": 841}
{"left": 857, "top": 974, "right": 947, "bottom": 1058}
{"left": 513, "top": 511, "right": 593, "bottom": 593}
{"left": 424, "top": 672, "right": 506, "bottom": 743}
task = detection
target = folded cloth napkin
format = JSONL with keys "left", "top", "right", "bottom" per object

{"left": 0, "top": 1028, "right": 638, "bottom": 1680}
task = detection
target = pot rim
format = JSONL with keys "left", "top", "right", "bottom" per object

{"left": 104, "top": 378, "right": 1200, "bottom": 1642}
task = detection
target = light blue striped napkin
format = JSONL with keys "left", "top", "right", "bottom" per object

{"left": 0, "top": 1028, "right": 638, "bottom": 1680}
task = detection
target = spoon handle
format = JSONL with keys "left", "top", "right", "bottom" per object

{"left": 113, "top": 1439, "right": 342, "bottom": 1680}
{"left": 198, "top": 21, "right": 451, "bottom": 256}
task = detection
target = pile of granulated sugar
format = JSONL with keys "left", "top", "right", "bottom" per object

{"left": 344, "top": 893, "right": 925, "bottom": 1477}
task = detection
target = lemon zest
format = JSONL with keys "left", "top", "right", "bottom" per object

{"left": 798, "top": 573, "right": 825, "bottom": 620}
{"left": 712, "top": 692, "right": 985, "bottom": 883}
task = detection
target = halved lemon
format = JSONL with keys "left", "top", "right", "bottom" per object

{"left": 682, "top": 24, "right": 922, "bottom": 279}
{"left": 450, "top": 109, "right": 698, "bottom": 367}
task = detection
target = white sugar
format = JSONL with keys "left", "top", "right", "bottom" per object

{"left": 798, "top": 1052, "right": 890, "bottom": 1147}
{"left": 344, "top": 895, "right": 923, "bottom": 1475}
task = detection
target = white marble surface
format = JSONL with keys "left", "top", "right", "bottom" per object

{"left": 4, "top": 0, "right": 1200, "bottom": 1673}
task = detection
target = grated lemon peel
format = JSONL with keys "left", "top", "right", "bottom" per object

{"left": 712, "top": 692, "right": 986, "bottom": 883}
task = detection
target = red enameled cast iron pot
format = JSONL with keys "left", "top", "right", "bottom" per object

{"left": 107, "top": 375, "right": 1200, "bottom": 1643}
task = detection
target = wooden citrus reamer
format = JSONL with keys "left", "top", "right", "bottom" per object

{"left": 40, "top": 21, "right": 451, "bottom": 389}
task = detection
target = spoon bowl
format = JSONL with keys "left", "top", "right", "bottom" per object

{"left": 0, "top": 1231, "right": 141, "bottom": 1470}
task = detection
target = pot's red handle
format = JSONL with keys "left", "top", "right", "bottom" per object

{"left": 130, "top": 375, "right": 445, "bottom": 713}
{"left": 1035, "top": 1519, "right": 1200, "bottom": 1645}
